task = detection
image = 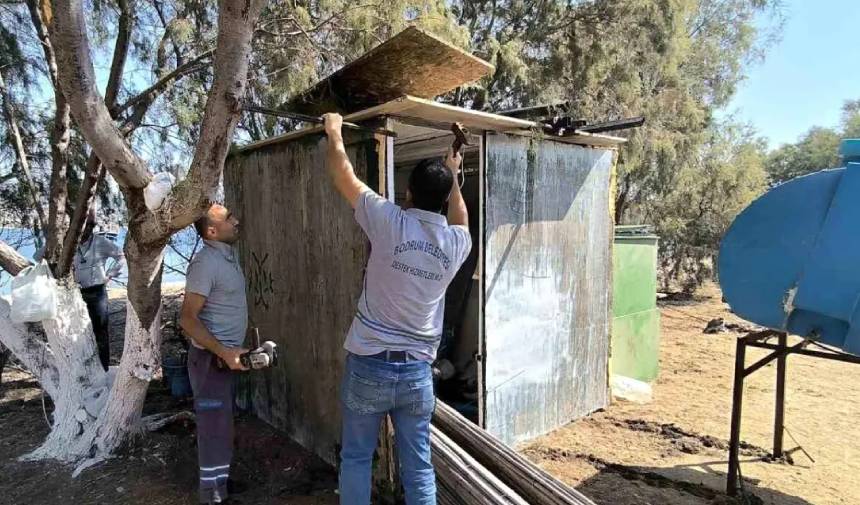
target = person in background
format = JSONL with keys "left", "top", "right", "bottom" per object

{"left": 36, "top": 208, "right": 127, "bottom": 371}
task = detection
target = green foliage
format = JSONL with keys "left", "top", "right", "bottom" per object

{"left": 765, "top": 127, "right": 841, "bottom": 184}
{"left": 2, "top": 0, "right": 785, "bottom": 293}
{"left": 840, "top": 99, "right": 860, "bottom": 138}
{"left": 765, "top": 98, "right": 860, "bottom": 185}
{"left": 647, "top": 121, "right": 768, "bottom": 291}
{"left": 446, "top": 0, "right": 782, "bottom": 290}
{"left": 243, "top": 1, "right": 468, "bottom": 140}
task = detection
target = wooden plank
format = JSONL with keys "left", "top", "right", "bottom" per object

{"left": 483, "top": 133, "right": 614, "bottom": 446}
{"left": 371, "top": 117, "right": 399, "bottom": 503}
{"left": 390, "top": 96, "right": 535, "bottom": 132}
{"left": 289, "top": 26, "right": 493, "bottom": 115}
{"left": 224, "top": 130, "right": 376, "bottom": 466}
{"left": 231, "top": 99, "right": 422, "bottom": 155}
{"left": 233, "top": 96, "right": 625, "bottom": 156}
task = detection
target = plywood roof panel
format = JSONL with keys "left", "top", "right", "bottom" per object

{"left": 288, "top": 27, "right": 494, "bottom": 115}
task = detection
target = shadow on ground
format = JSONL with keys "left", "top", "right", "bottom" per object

{"left": 0, "top": 371, "right": 338, "bottom": 505}
{"left": 572, "top": 454, "right": 815, "bottom": 505}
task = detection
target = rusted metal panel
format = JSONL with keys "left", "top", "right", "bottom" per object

{"left": 483, "top": 132, "right": 614, "bottom": 446}
{"left": 224, "top": 132, "right": 376, "bottom": 466}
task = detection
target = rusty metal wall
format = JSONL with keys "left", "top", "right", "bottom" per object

{"left": 224, "top": 132, "right": 375, "bottom": 466}
{"left": 483, "top": 132, "right": 614, "bottom": 446}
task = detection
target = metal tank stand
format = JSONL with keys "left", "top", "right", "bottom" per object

{"left": 727, "top": 330, "right": 860, "bottom": 496}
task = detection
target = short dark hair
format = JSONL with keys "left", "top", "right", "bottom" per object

{"left": 194, "top": 214, "right": 210, "bottom": 238}
{"left": 408, "top": 158, "right": 453, "bottom": 212}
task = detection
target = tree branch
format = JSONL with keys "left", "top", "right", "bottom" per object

{"left": 0, "top": 68, "right": 47, "bottom": 232}
{"left": 152, "top": 0, "right": 183, "bottom": 66}
{"left": 168, "top": 0, "right": 266, "bottom": 231}
{"left": 49, "top": 0, "right": 151, "bottom": 190}
{"left": 26, "top": 0, "right": 71, "bottom": 269}
{"left": 55, "top": 0, "right": 134, "bottom": 277}
{"left": 57, "top": 156, "right": 104, "bottom": 276}
{"left": 0, "top": 239, "right": 31, "bottom": 276}
{"left": 0, "top": 297, "right": 60, "bottom": 399}
{"left": 25, "top": 0, "right": 60, "bottom": 88}
{"left": 104, "top": 0, "right": 133, "bottom": 110}
{"left": 115, "top": 49, "right": 214, "bottom": 130}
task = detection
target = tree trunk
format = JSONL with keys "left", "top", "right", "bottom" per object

{"left": 0, "top": 345, "right": 10, "bottom": 386}
{"left": 7, "top": 241, "right": 165, "bottom": 466}
{"left": 17, "top": 283, "right": 108, "bottom": 462}
{"left": 0, "top": 0, "right": 266, "bottom": 470}
{"left": 68, "top": 238, "right": 166, "bottom": 462}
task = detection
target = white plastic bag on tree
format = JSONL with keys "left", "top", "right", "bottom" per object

{"left": 10, "top": 260, "right": 58, "bottom": 323}
{"left": 143, "top": 172, "right": 176, "bottom": 210}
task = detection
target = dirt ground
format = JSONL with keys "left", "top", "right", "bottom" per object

{"left": 3, "top": 283, "right": 858, "bottom": 504}
{"left": 0, "top": 285, "right": 338, "bottom": 505}
{"left": 524, "top": 283, "right": 859, "bottom": 505}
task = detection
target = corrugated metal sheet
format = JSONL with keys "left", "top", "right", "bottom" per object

{"left": 483, "top": 133, "right": 614, "bottom": 446}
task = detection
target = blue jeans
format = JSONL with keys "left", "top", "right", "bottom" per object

{"left": 339, "top": 352, "right": 436, "bottom": 505}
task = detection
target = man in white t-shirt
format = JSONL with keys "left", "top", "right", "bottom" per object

{"left": 323, "top": 113, "right": 471, "bottom": 505}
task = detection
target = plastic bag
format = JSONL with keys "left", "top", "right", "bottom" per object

{"left": 10, "top": 260, "right": 58, "bottom": 323}
{"left": 144, "top": 172, "right": 176, "bottom": 211}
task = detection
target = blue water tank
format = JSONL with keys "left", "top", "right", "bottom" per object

{"left": 719, "top": 139, "right": 860, "bottom": 354}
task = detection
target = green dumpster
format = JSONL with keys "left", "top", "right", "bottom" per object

{"left": 611, "top": 225, "right": 660, "bottom": 382}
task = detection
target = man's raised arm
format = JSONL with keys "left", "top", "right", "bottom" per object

{"left": 323, "top": 113, "right": 371, "bottom": 209}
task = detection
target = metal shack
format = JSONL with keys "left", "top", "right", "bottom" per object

{"left": 224, "top": 26, "right": 624, "bottom": 480}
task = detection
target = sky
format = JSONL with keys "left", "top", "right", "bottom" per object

{"left": 723, "top": 0, "right": 860, "bottom": 149}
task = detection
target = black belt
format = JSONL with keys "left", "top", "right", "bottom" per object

{"left": 368, "top": 350, "right": 416, "bottom": 363}
{"left": 80, "top": 284, "right": 106, "bottom": 293}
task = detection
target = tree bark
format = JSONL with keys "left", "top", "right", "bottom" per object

{"left": 19, "top": 282, "right": 110, "bottom": 463}
{"left": 49, "top": 0, "right": 151, "bottom": 190}
{"left": 104, "top": 0, "right": 133, "bottom": 111}
{"left": 66, "top": 241, "right": 166, "bottom": 462}
{"left": 55, "top": 0, "right": 134, "bottom": 278}
{"left": 57, "top": 157, "right": 104, "bottom": 277}
{"left": 167, "top": 1, "right": 266, "bottom": 231}
{"left": 27, "top": 0, "right": 72, "bottom": 267}
{"left": 0, "top": 240, "right": 31, "bottom": 276}
{"left": 17, "top": 0, "right": 267, "bottom": 467}
{"left": 0, "top": 298, "right": 60, "bottom": 400}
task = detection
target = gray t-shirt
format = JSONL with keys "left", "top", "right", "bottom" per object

{"left": 36, "top": 234, "right": 125, "bottom": 288}
{"left": 74, "top": 235, "right": 125, "bottom": 288}
{"left": 185, "top": 240, "right": 248, "bottom": 348}
{"left": 345, "top": 190, "right": 472, "bottom": 361}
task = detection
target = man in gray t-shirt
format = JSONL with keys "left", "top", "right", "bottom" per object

{"left": 179, "top": 203, "right": 249, "bottom": 504}
{"left": 323, "top": 113, "right": 471, "bottom": 505}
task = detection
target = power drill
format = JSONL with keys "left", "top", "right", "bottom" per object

{"left": 217, "top": 341, "right": 278, "bottom": 370}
